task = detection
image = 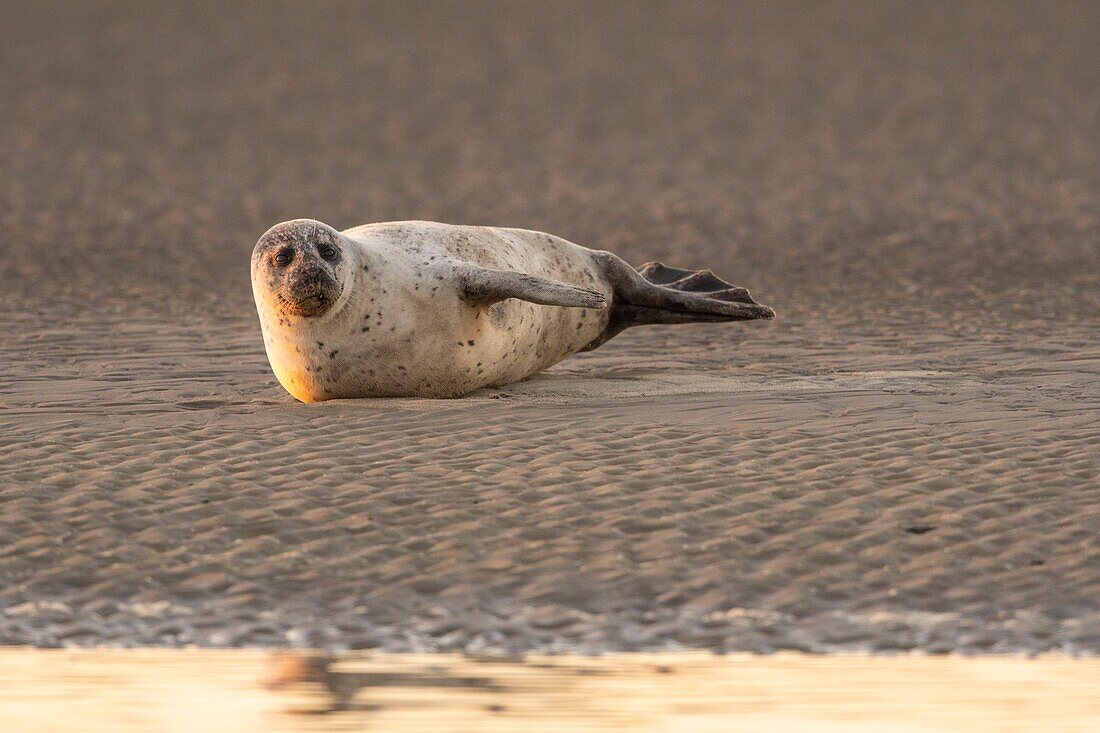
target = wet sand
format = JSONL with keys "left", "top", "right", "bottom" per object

{"left": 0, "top": 1, "right": 1098, "bottom": 653}
{"left": 0, "top": 650, "right": 1097, "bottom": 732}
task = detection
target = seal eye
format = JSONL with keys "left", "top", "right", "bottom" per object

{"left": 319, "top": 245, "right": 338, "bottom": 261}
{"left": 274, "top": 248, "right": 294, "bottom": 266}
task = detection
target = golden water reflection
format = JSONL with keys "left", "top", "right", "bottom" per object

{"left": 0, "top": 650, "right": 1096, "bottom": 732}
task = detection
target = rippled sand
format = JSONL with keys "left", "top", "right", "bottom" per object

{"left": 2, "top": 305, "right": 1097, "bottom": 652}
{"left": 1, "top": 1, "right": 1098, "bottom": 654}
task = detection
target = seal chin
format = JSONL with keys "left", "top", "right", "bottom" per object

{"left": 278, "top": 289, "right": 340, "bottom": 318}
{"left": 290, "top": 296, "right": 333, "bottom": 318}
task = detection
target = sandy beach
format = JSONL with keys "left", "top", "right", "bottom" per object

{"left": 0, "top": 0, "right": 1097, "bottom": 655}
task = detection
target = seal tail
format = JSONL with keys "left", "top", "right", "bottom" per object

{"left": 636, "top": 262, "right": 766, "bottom": 306}
{"left": 581, "top": 257, "right": 774, "bottom": 351}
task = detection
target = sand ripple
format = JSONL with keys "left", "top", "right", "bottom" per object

{"left": 1, "top": 307, "right": 1097, "bottom": 653}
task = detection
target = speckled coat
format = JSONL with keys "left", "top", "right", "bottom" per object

{"left": 252, "top": 221, "right": 613, "bottom": 401}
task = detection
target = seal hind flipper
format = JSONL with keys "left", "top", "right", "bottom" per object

{"left": 636, "top": 262, "right": 759, "bottom": 304}
{"left": 582, "top": 252, "right": 774, "bottom": 350}
{"left": 459, "top": 266, "right": 608, "bottom": 309}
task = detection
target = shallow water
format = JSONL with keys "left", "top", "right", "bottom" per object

{"left": 0, "top": 651, "right": 1097, "bottom": 732}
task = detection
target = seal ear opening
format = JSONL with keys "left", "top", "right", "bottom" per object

{"left": 459, "top": 266, "right": 608, "bottom": 309}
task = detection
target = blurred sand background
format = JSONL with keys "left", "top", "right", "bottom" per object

{"left": 0, "top": 1, "right": 1097, "bottom": 652}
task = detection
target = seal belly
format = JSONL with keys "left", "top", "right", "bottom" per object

{"left": 455, "top": 228, "right": 613, "bottom": 387}
{"left": 259, "top": 326, "right": 332, "bottom": 403}
{"left": 344, "top": 223, "right": 612, "bottom": 394}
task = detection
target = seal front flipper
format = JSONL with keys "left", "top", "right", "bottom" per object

{"left": 458, "top": 265, "right": 608, "bottom": 309}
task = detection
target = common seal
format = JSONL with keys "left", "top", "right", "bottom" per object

{"left": 251, "top": 219, "right": 774, "bottom": 401}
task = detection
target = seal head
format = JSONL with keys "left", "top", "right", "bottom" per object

{"left": 251, "top": 219, "right": 347, "bottom": 319}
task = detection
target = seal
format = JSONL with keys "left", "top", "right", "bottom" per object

{"left": 251, "top": 219, "right": 774, "bottom": 401}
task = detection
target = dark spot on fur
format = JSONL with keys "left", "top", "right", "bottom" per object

{"left": 316, "top": 341, "right": 324, "bottom": 348}
{"left": 467, "top": 340, "right": 475, "bottom": 346}
{"left": 329, "top": 350, "right": 339, "bottom": 358}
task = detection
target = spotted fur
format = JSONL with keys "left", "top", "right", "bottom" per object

{"left": 251, "top": 219, "right": 773, "bottom": 401}
{"left": 251, "top": 219, "right": 614, "bottom": 400}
